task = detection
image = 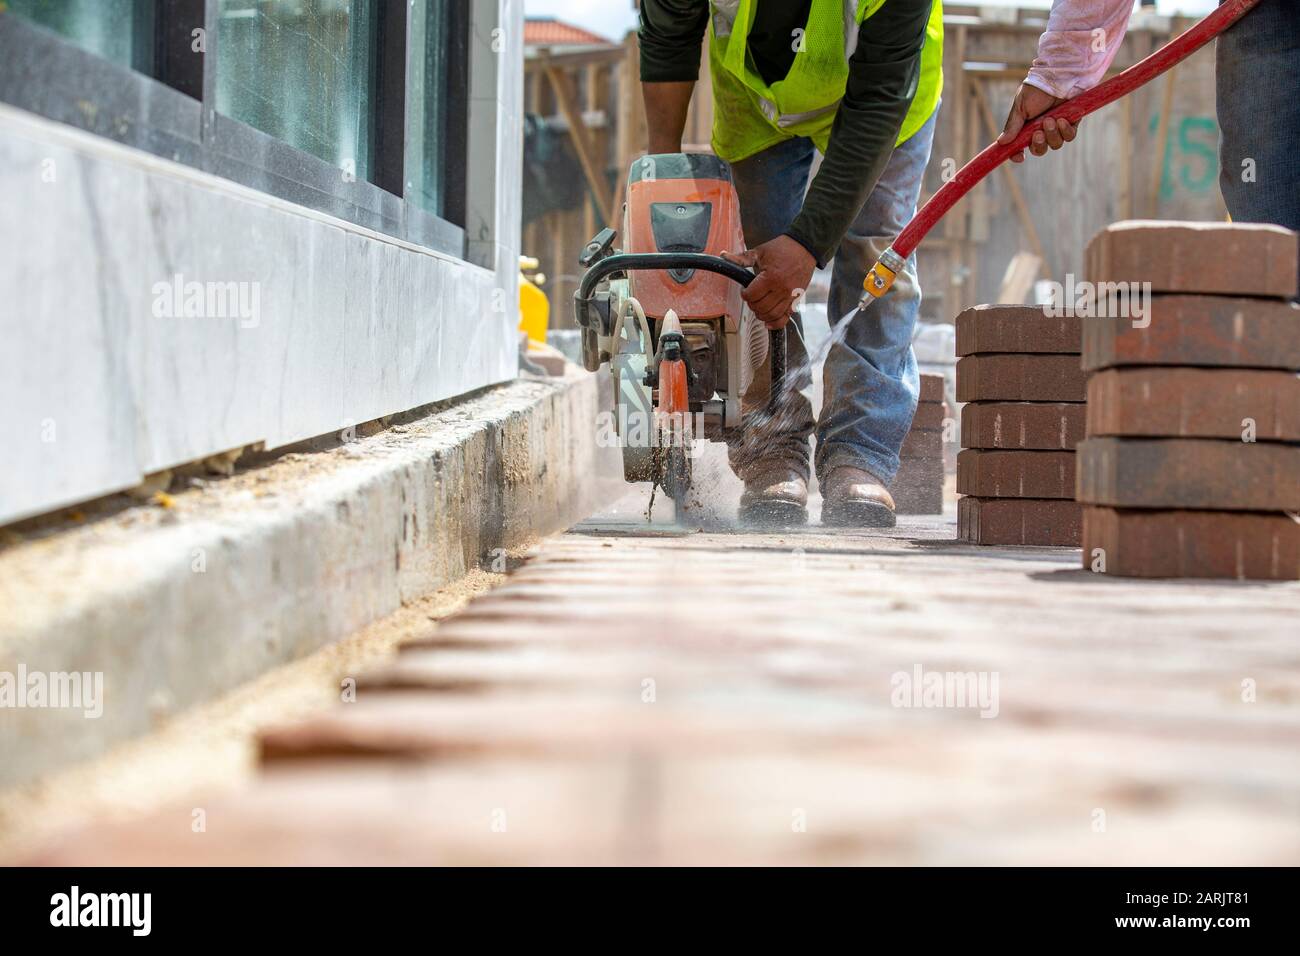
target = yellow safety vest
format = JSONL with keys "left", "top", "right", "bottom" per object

{"left": 708, "top": 0, "right": 943, "bottom": 163}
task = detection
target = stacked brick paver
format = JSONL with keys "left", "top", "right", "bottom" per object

{"left": 1079, "top": 221, "right": 1300, "bottom": 580}
{"left": 23, "top": 515, "right": 1300, "bottom": 866}
{"left": 893, "top": 373, "right": 947, "bottom": 515}
{"left": 955, "top": 305, "right": 1085, "bottom": 545}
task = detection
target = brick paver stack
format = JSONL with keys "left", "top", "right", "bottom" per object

{"left": 893, "top": 372, "right": 947, "bottom": 514}
{"left": 954, "top": 305, "right": 1086, "bottom": 545}
{"left": 1078, "top": 220, "right": 1300, "bottom": 580}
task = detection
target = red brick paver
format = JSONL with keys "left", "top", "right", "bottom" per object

{"left": 958, "top": 496, "right": 1082, "bottom": 547}
{"left": 962, "top": 402, "right": 1087, "bottom": 451}
{"left": 956, "top": 304, "right": 1083, "bottom": 356}
{"left": 900, "top": 428, "right": 943, "bottom": 459}
{"left": 1086, "top": 221, "right": 1298, "bottom": 299}
{"left": 956, "top": 449, "right": 1076, "bottom": 499}
{"left": 1081, "top": 296, "right": 1300, "bottom": 371}
{"left": 893, "top": 458, "right": 945, "bottom": 514}
{"left": 1077, "top": 438, "right": 1300, "bottom": 511}
{"left": 912, "top": 402, "right": 947, "bottom": 429}
{"left": 956, "top": 354, "right": 1088, "bottom": 403}
{"left": 1082, "top": 507, "right": 1300, "bottom": 580}
{"left": 1086, "top": 367, "right": 1300, "bottom": 440}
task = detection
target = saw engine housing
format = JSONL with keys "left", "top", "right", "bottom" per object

{"left": 574, "top": 155, "right": 775, "bottom": 496}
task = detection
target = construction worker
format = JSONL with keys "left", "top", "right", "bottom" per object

{"left": 1000, "top": 0, "right": 1299, "bottom": 286}
{"left": 639, "top": 0, "right": 944, "bottom": 527}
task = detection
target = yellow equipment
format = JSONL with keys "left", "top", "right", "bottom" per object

{"left": 518, "top": 256, "right": 549, "bottom": 345}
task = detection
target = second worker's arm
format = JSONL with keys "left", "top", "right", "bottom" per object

{"left": 998, "top": 0, "right": 1135, "bottom": 161}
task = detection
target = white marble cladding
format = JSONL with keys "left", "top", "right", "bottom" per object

{"left": 493, "top": 0, "right": 525, "bottom": 281}
{"left": 0, "top": 96, "right": 520, "bottom": 525}
{"left": 467, "top": 0, "right": 525, "bottom": 284}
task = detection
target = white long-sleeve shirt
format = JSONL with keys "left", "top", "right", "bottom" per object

{"left": 1024, "top": 0, "right": 1137, "bottom": 99}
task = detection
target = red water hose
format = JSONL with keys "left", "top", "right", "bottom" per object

{"left": 861, "top": 0, "right": 1264, "bottom": 300}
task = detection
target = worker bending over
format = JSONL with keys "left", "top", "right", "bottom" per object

{"left": 639, "top": 0, "right": 944, "bottom": 527}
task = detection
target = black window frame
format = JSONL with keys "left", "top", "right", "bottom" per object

{"left": 0, "top": 0, "right": 472, "bottom": 259}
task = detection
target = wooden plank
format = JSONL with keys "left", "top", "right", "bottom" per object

{"left": 944, "top": 26, "right": 969, "bottom": 244}
{"left": 614, "top": 31, "right": 647, "bottom": 217}
{"left": 583, "top": 62, "right": 600, "bottom": 246}
{"left": 957, "top": 18, "right": 1170, "bottom": 71}
{"left": 524, "top": 46, "right": 624, "bottom": 73}
{"left": 970, "top": 78, "right": 1051, "bottom": 277}
{"left": 1147, "top": 65, "right": 1178, "bottom": 218}
{"left": 996, "top": 251, "right": 1041, "bottom": 304}
{"left": 1119, "top": 93, "right": 1133, "bottom": 218}
{"left": 543, "top": 60, "right": 615, "bottom": 226}
{"left": 684, "top": 29, "right": 714, "bottom": 147}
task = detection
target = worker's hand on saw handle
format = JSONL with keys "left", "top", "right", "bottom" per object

{"left": 721, "top": 237, "right": 816, "bottom": 330}
{"left": 998, "top": 83, "right": 1076, "bottom": 163}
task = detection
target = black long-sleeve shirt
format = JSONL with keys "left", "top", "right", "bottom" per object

{"left": 639, "top": 0, "right": 933, "bottom": 266}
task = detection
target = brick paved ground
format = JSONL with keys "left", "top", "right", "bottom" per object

{"left": 26, "top": 498, "right": 1300, "bottom": 866}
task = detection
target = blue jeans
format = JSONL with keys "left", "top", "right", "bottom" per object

{"left": 1217, "top": 0, "right": 1300, "bottom": 286}
{"left": 727, "top": 109, "right": 937, "bottom": 484}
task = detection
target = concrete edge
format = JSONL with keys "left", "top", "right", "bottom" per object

{"left": 0, "top": 372, "right": 618, "bottom": 787}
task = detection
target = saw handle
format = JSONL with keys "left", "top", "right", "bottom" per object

{"left": 572, "top": 251, "right": 786, "bottom": 414}
{"left": 574, "top": 252, "right": 753, "bottom": 330}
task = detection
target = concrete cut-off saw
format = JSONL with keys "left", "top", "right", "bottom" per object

{"left": 573, "top": 153, "right": 786, "bottom": 515}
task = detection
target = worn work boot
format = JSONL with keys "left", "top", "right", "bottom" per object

{"left": 820, "top": 466, "right": 896, "bottom": 528}
{"left": 738, "top": 464, "right": 808, "bottom": 528}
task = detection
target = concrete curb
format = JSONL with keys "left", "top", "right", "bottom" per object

{"left": 0, "top": 373, "right": 617, "bottom": 787}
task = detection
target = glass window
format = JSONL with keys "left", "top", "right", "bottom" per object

{"left": 8, "top": 0, "right": 156, "bottom": 73}
{"left": 406, "top": 0, "right": 451, "bottom": 217}
{"left": 216, "top": 0, "right": 377, "bottom": 182}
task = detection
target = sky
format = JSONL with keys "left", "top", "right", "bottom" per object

{"left": 523, "top": 0, "right": 1219, "bottom": 45}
